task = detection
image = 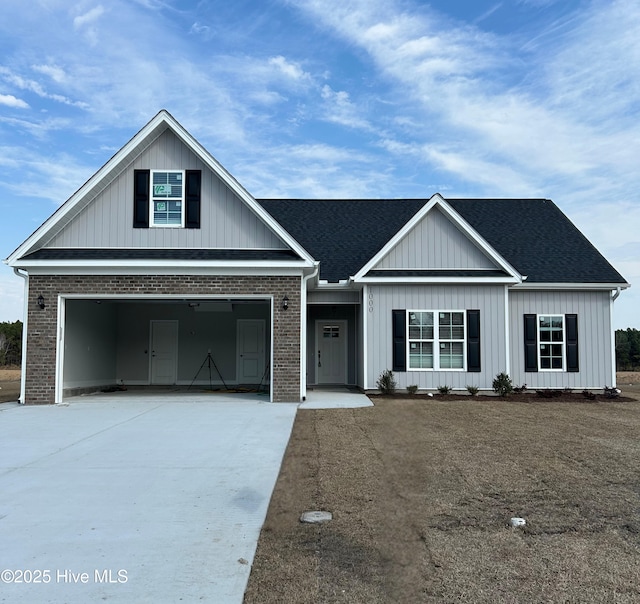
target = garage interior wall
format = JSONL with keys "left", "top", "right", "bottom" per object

{"left": 63, "top": 299, "right": 271, "bottom": 390}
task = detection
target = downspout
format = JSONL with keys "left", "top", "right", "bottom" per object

{"left": 610, "top": 287, "right": 622, "bottom": 387}
{"left": 300, "top": 262, "right": 320, "bottom": 402}
{"left": 12, "top": 268, "right": 28, "bottom": 404}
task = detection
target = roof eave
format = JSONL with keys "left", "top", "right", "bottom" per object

{"left": 356, "top": 276, "right": 520, "bottom": 285}
{"left": 512, "top": 281, "right": 631, "bottom": 290}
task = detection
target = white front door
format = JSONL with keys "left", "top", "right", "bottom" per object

{"left": 316, "top": 320, "right": 347, "bottom": 384}
{"left": 150, "top": 320, "right": 178, "bottom": 385}
{"left": 237, "top": 320, "right": 266, "bottom": 384}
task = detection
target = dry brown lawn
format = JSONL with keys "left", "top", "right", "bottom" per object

{"left": 0, "top": 367, "right": 20, "bottom": 403}
{"left": 245, "top": 379, "right": 640, "bottom": 603}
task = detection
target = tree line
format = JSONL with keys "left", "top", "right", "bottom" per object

{"left": 1, "top": 321, "right": 639, "bottom": 370}
{"left": 0, "top": 320, "right": 22, "bottom": 367}
{"left": 616, "top": 328, "right": 640, "bottom": 371}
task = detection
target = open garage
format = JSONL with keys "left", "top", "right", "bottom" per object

{"left": 61, "top": 297, "right": 272, "bottom": 399}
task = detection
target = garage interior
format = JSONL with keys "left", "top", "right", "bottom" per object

{"left": 61, "top": 298, "right": 272, "bottom": 398}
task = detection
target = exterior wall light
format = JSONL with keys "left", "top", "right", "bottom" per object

{"left": 37, "top": 295, "right": 46, "bottom": 310}
{"left": 282, "top": 296, "right": 289, "bottom": 311}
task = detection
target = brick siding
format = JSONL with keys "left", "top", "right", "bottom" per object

{"left": 25, "top": 275, "right": 301, "bottom": 404}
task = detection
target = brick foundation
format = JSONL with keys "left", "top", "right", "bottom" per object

{"left": 24, "top": 274, "right": 301, "bottom": 404}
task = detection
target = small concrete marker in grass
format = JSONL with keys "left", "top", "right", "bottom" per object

{"left": 510, "top": 517, "right": 526, "bottom": 528}
{"left": 300, "top": 510, "right": 333, "bottom": 524}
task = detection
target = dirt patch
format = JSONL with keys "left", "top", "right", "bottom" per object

{"left": 245, "top": 391, "right": 640, "bottom": 603}
{"left": 0, "top": 367, "right": 20, "bottom": 403}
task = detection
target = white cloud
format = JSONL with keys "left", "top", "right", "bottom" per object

{"left": 73, "top": 5, "right": 106, "bottom": 46}
{"left": 0, "top": 66, "right": 88, "bottom": 108}
{"left": 0, "top": 145, "right": 94, "bottom": 204}
{"left": 268, "top": 56, "right": 310, "bottom": 81}
{"left": 0, "top": 94, "right": 29, "bottom": 108}
{"left": 73, "top": 5, "right": 105, "bottom": 29}
{"left": 320, "top": 85, "right": 371, "bottom": 130}
{"left": 189, "top": 22, "right": 213, "bottom": 40}
{"left": 32, "top": 64, "right": 67, "bottom": 83}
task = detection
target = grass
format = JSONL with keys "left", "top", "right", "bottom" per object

{"left": 245, "top": 385, "right": 640, "bottom": 603}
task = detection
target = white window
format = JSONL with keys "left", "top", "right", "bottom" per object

{"left": 151, "top": 170, "right": 184, "bottom": 227}
{"left": 408, "top": 310, "right": 465, "bottom": 370}
{"left": 538, "top": 314, "right": 564, "bottom": 370}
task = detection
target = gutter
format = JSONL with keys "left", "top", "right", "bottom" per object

{"left": 612, "top": 286, "right": 622, "bottom": 302}
{"left": 12, "top": 268, "right": 28, "bottom": 404}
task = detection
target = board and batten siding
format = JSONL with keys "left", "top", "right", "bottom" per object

{"left": 509, "top": 289, "right": 614, "bottom": 389}
{"left": 45, "top": 129, "right": 287, "bottom": 250}
{"left": 366, "top": 284, "right": 507, "bottom": 391}
{"left": 374, "top": 206, "right": 497, "bottom": 270}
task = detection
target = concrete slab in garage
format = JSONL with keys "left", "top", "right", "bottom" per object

{"left": 0, "top": 399, "right": 297, "bottom": 603}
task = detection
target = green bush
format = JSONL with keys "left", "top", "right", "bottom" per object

{"left": 466, "top": 385, "right": 479, "bottom": 396}
{"left": 407, "top": 384, "right": 418, "bottom": 395}
{"left": 377, "top": 369, "right": 397, "bottom": 394}
{"left": 492, "top": 372, "right": 514, "bottom": 397}
{"left": 437, "top": 385, "right": 452, "bottom": 395}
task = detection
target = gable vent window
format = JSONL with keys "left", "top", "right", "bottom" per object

{"left": 151, "top": 170, "right": 184, "bottom": 227}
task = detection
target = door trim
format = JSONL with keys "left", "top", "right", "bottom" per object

{"left": 315, "top": 320, "right": 348, "bottom": 385}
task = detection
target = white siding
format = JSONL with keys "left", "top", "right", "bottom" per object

{"left": 374, "top": 206, "right": 496, "bottom": 270}
{"left": 509, "top": 290, "right": 614, "bottom": 389}
{"left": 366, "top": 284, "right": 507, "bottom": 391}
{"left": 46, "top": 130, "right": 287, "bottom": 250}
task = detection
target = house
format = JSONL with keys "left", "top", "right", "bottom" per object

{"left": 4, "top": 110, "right": 630, "bottom": 404}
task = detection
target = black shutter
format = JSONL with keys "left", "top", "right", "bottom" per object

{"left": 392, "top": 310, "right": 406, "bottom": 372}
{"left": 133, "top": 170, "right": 150, "bottom": 228}
{"left": 185, "top": 170, "right": 201, "bottom": 229}
{"left": 524, "top": 314, "right": 538, "bottom": 372}
{"left": 566, "top": 314, "right": 579, "bottom": 372}
{"left": 466, "top": 309, "right": 481, "bottom": 372}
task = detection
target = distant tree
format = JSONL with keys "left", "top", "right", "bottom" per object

{"left": 0, "top": 321, "right": 22, "bottom": 366}
{"left": 616, "top": 328, "right": 640, "bottom": 371}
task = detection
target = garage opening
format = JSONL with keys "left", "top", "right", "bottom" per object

{"left": 60, "top": 298, "right": 272, "bottom": 400}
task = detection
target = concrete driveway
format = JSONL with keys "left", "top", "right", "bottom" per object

{"left": 0, "top": 397, "right": 298, "bottom": 603}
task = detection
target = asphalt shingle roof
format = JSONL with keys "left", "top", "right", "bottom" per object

{"left": 258, "top": 199, "right": 425, "bottom": 282}
{"left": 258, "top": 198, "right": 627, "bottom": 284}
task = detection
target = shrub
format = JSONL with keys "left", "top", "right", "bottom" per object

{"left": 466, "top": 385, "right": 479, "bottom": 396}
{"left": 407, "top": 384, "right": 418, "bottom": 395}
{"left": 437, "top": 385, "right": 452, "bottom": 395}
{"left": 377, "top": 369, "right": 397, "bottom": 394}
{"left": 492, "top": 372, "right": 514, "bottom": 397}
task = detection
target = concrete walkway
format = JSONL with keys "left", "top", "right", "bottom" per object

{"left": 0, "top": 399, "right": 298, "bottom": 603}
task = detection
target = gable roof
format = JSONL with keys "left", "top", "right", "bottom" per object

{"left": 6, "top": 110, "right": 314, "bottom": 268}
{"left": 259, "top": 197, "right": 628, "bottom": 285}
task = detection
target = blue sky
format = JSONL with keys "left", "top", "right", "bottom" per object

{"left": 1, "top": 0, "right": 638, "bottom": 328}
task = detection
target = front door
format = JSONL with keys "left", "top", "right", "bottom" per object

{"left": 150, "top": 320, "right": 178, "bottom": 385}
{"left": 316, "top": 320, "right": 347, "bottom": 384}
{"left": 237, "top": 320, "right": 266, "bottom": 384}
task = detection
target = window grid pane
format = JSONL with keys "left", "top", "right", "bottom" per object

{"left": 409, "top": 342, "right": 433, "bottom": 369}
{"left": 408, "top": 310, "right": 465, "bottom": 370}
{"left": 151, "top": 171, "right": 184, "bottom": 227}
{"left": 539, "top": 315, "right": 564, "bottom": 370}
